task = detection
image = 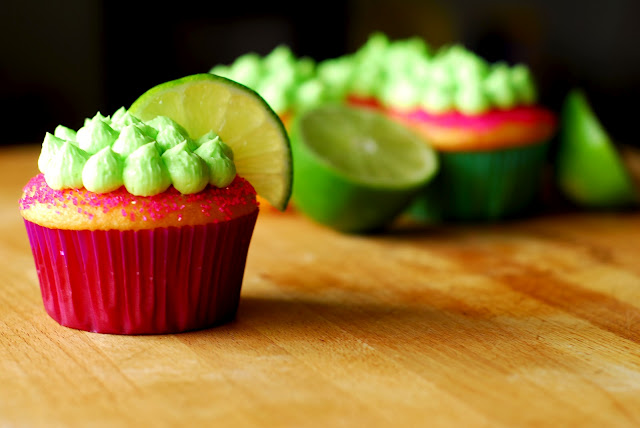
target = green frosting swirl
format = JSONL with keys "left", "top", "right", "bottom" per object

{"left": 228, "top": 53, "right": 262, "bottom": 89}
{"left": 39, "top": 109, "right": 237, "bottom": 196}
{"left": 82, "top": 147, "right": 124, "bottom": 193}
{"left": 123, "top": 142, "right": 171, "bottom": 196}
{"left": 84, "top": 111, "right": 110, "bottom": 127}
{"left": 195, "top": 139, "right": 236, "bottom": 188}
{"left": 54, "top": 125, "right": 77, "bottom": 141}
{"left": 162, "top": 141, "right": 209, "bottom": 194}
{"left": 112, "top": 124, "right": 155, "bottom": 157}
{"left": 156, "top": 127, "right": 192, "bottom": 152}
{"left": 112, "top": 110, "right": 159, "bottom": 140}
{"left": 455, "top": 81, "right": 490, "bottom": 115}
{"left": 511, "top": 64, "right": 537, "bottom": 105}
{"left": 293, "top": 79, "right": 326, "bottom": 112}
{"left": 111, "top": 106, "right": 127, "bottom": 123}
{"left": 485, "top": 63, "right": 517, "bottom": 109}
{"left": 39, "top": 132, "right": 65, "bottom": 174}
{"left": 380, "top": 77, "right": 419, "bottom": 109}
{"left": 76, "top": 118, "right": 119, "bottom": 154}
{"left": 110, "top": 110, "right": 142, "bottom": 130}
{"left": 196, "top": 130, "right": 218, "bottom": 147}
{"left": 146, "top": 116, "right": 189, "bottom": 140}
{"left": 421, "top": 86, "right": 455, "bottom": 114}
{"left": 45, "top": 141, "right": 89, "bottom": 190}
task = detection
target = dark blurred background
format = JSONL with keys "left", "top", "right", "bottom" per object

{"left": 2, "top": 0, "right": 639, "bottom": 147}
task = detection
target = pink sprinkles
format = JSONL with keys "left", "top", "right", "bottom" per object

{"left": 20, "top": 174, "right": 257, "bottom": 223}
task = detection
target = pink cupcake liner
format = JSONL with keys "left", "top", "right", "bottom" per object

{"left": 23, "top": 210, "right": 258, "bottom": 334}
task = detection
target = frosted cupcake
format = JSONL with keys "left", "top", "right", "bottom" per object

{"left": 20, "top": 108, "right": 258, "bottom": 334}
{"left": 345, "top": 34, "right": 556, "bottom": 221}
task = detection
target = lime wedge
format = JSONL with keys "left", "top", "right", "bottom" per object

{"left": 290, "top": 105, "right": 438, "bottom": 233}
{"left": 129, "top": 73, "right": 292, "bottom": 211}
{"left": 556, "top": 89, "right": 637, "bottom": 208}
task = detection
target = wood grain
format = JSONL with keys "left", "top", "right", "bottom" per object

{"left": 1, "top": 144, "right": 640, "bottom": 427}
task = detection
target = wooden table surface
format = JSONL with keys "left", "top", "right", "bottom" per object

{"left": 2, "top": 144, "right": 640, "bottom": 427}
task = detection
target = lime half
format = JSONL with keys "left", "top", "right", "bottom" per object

{"left": 556, "top": 89, "right": 637, "bottom": 208}
{"left": 129, "top": 73, "right": 292, "bottom": 211}
{"left": 291, "top": 105, "right": 438, "bottom": 233}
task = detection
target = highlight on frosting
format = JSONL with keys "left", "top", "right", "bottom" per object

{"left": 37, "top": 109, "right": 237, "bottom": 196}
{"left": 209, "top": 32, "right": 539, "bottom": 116}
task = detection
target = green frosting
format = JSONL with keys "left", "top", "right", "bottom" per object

{"left": 146, "top": 116, "right": 189, "bottom": 140}
{"left": 39, "top": 132, "right": 66, "bottom": 174}
{"left": 428, "top": 61, "right": 456, "bottom": 89}
{"left": 162, "top": 141, "right": 209, "bottom": 194}
{"left": 485, "top": 63, "right": 517, "bottom": 109}
{"left": 83, "top": 111, "right": 110, "bottom": 127}
{"left": 317, "top": 57, "right": 352, "bottom": 90}
{"left": 455, "top": 81, "right": 490, "bottom": 115}
{"left": 54, "top": 125, "right": 77, "bottom": 141}
{"left": 111, "top": 106, "right": 127, "bottom": 123}
{"left": 40, "top": 109, "right": 238, "bottom": 196}
{"left": 210, "top": 45, "right": 325, "bottom": 114}
{"left": 196, "top": 130, "right": 218, "bottom": 147}
{"left": 379, "top": 77, "right": 419, "bottom": 109}
{"left": 421, "top": 86, "right": 455, "bottom": 114}
{"left": 111, "top": 124, "right": 154, "bottom": 158}
{"left": 207, "top": 33, "right": 539, "bottom": 116}
{"left": 511, "top": 64, "right": 537, "bottom": 105}
{"left": 349, "top": 67, "right": 383, "bottom": 98}
{"left": 453, "top": 54, "right": 489, "bottom": 86}
{"left": 110, "top": 110, "right": 142, "bottom": 130}
{"left": 76, "top": 118, "right": 119, "bottom": 154}
{"left": 156, "top": 126, "right": 190, "bottom": 152}
{"left": 82, "top": 147, "right": 124, "bottom": 193}
{"left": 197, "top": 134, "right": 234, "bottom": 160}
{"left": 293, "top": 79, "right": 326, "bottom": 112}
{"left": 195, "top": 139, "right": 236, "bottom": 188}
{"left": 45, "top": 141, "right": 89, "bottom": 190}
{"left": 229, "top": 53, "right": 263, "bottom": 89}
{"left": 123, "top": 142, "right": 171, "bottom": 196}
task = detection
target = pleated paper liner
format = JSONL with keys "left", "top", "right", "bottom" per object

{"left": 23, "top": 209, "right": 258, "bottom": 335}
{"left": 406, "top": 141, "right": 550, "bottom": 222}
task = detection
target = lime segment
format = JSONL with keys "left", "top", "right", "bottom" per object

{"left": 129, "top": 73, "right": 292, "bottom": 211}
{"left": 291, "top": 105, "right": 438, "bottom": 233}
{"left": 556, "top": 89, "right": 637, "bottom": 208}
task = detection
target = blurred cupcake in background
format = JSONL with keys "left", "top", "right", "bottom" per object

{"left": 344, "top": 33, "right": 556, "bottom": 221}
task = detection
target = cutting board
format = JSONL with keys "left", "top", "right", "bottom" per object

{"left": 1, "top": 145, "right": 640, "bottom": 427}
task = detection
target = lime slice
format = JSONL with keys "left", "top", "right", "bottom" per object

{"left": 290, "top": 105, "right": 438, "bottom": 233}
{"left": 129, "top": 73, "right": 292, "bottom": 211}
{"left": 556, "top": 89, "right": 637, "bottom": 208}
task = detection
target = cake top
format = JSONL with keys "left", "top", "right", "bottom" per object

{"left": 38, "top": 108, "right": 237, "bottom": 197}
{"left": 20, "top": 173, "right": 257, "bottom": 230}
{"left": 210, "top": 32, "right": 539, "bottom": 116}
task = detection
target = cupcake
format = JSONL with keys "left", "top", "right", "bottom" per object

{"left": 20, "top": 108, "right": 259, "bottom": 334}
{"left": 344, "top": 34, "right": 557, "bottom": 221}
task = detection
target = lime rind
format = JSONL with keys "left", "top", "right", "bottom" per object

{"left": 129, "top": 73, "right": 292, "bottom": 211}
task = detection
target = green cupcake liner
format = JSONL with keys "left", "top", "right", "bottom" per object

{"left": 407, "top": 141, "right": 550, "bottom": 222}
